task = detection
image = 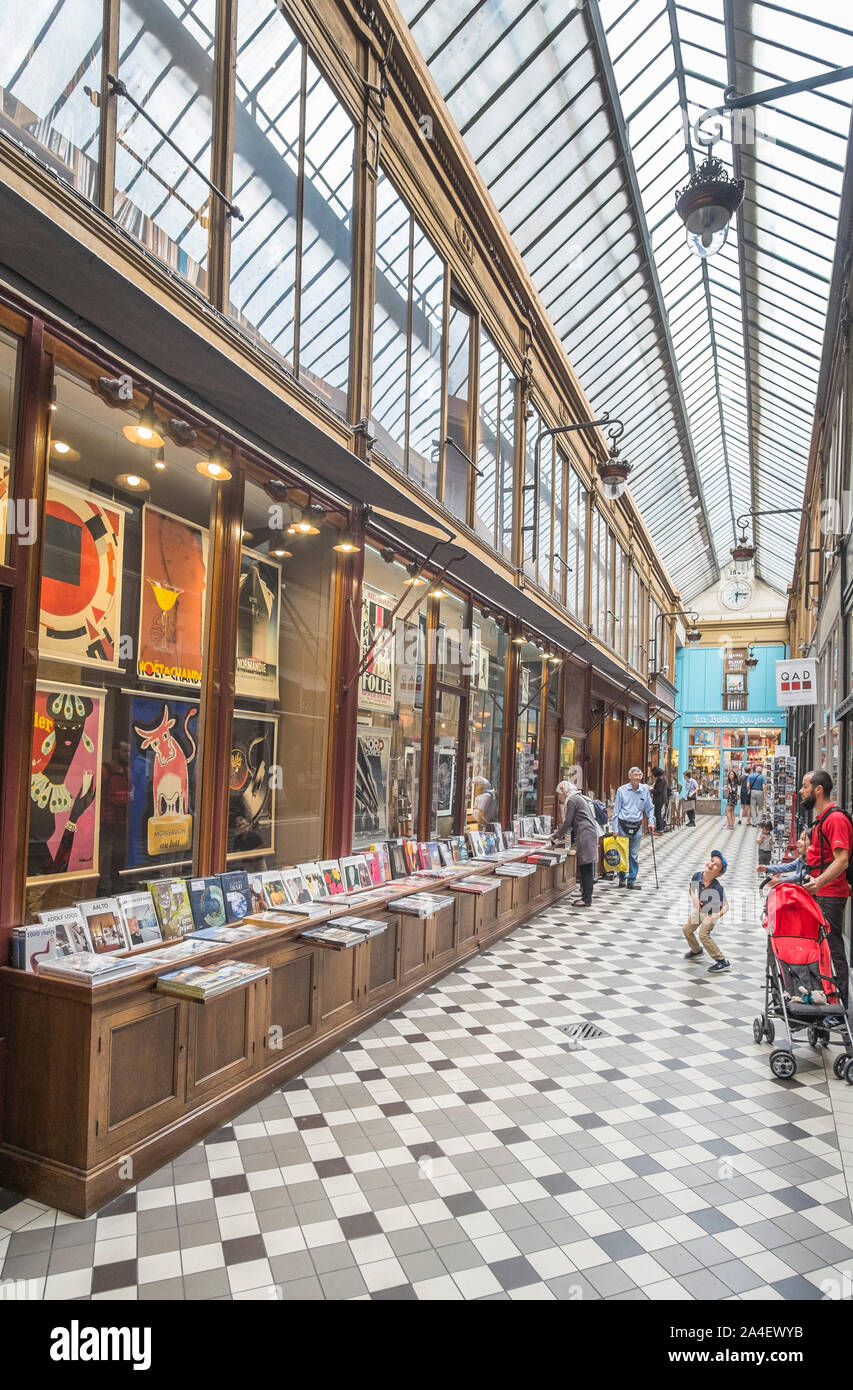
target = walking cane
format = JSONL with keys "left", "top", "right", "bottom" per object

{"left": 649, "top": 821, "right": 660, "bottom": 889}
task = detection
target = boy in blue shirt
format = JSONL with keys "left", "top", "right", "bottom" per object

{"left": 683, "top": 850, "right": 730, "bottom": 973}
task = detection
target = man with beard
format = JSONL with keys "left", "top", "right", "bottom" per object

{"left": 800, "top": 769, "right": 852, "bottom": 1005}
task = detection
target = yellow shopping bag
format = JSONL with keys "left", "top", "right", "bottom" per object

{"left": 602, "top": 835, "right": 629, "bottom": 873}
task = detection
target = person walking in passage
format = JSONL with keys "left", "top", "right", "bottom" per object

{"left": 612, "top": 766, "right": 656, "bottom": 890}
{"left": 683, "top": 850, "right": 731, "bottom": 973}
{"left": 724, "top": 768, "right": 740, "bottom": 830}
{"left": 651, "top": 766, "right": 669, "bottom": 835}
{"left": 800, "top": 769, "right": 852, "bottom": 1005}
{"left": 682, "top": 769, "right": 698, "bottom": 826}
{"left": 739, "top": 764, "right": 752, "bottom": 825}
{"left": 551, "top": 782, "right": 600, "bottom": 907}
{"left": 748, "top": 765, "right": 766, "bottom": 826}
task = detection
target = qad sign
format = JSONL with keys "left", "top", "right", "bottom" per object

{"left": 775, "top": 658, "right": 817, "bottom": 707}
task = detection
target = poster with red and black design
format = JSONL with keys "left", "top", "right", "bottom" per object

{"left": 39, "top": 480, "right": 125, "bottom": 670}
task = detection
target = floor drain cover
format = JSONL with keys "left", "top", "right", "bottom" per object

{"left": 559, "top": 1021, "right": 605, "bottom": 1047}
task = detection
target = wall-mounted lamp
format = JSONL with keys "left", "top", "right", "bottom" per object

{"left": 196, "top": 437, "right": 231, "bottom": 481}
{"left": 123, "top": 394, "right": 164, "bottom": 449}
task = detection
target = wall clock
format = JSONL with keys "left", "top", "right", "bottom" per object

{"left": 720, "top": 578, "right": 752, "bottom": 611}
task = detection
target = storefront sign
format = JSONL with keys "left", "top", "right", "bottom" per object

{"left": 775, "top": 659, "right": 817, "bottom": 706}
{"left": 683, "top": 712, "right": 782, "bottom": 728}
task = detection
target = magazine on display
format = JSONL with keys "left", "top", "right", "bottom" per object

{"left": 298, "top": 862, "right": 330, "bottom": 900}
{"left": 450, "top": 876, "right": 501, "bottom": 895}
{"left": 437, "top": 841, "right": 454, "bottom": 867}
{"left": 495, "top": 863, "right": 537, "bottom": 878}
{"left": 281, "top": 867, "right": 313, "bottom": 905}
{"left": 146, "top": 879, "right": 195, "bottom": 939}
{"left": 37, "top": 951, "right": 144, "bottom": 986}
{"left": 220, "top": 870, "right": 251, "bottom": 922}
{"left": 135, "top": 938, "right": 216, "bottom": 966}
{"left": 155, "top": 959, "right": 269, "bottom": 1001}
{"left": 187, "top": 877, "right": 228, "bottom": 930}
{"left": 36, "top": 905, "right": 93, "bottom": 956}
{"left": 340, "top": 855, "right": 372, "bottom": 893}
{"left": 79, "top": 897, "right": 130, "bottom": 953}
{"left": 326, "top": 915, "right": 389, "bottom": 936}
{"left": 385, "top": 841, "right": 409, "bottom": 879}
{"left": 392, "top": 893, "right": 456, "bottom": 918}
{"left": 403, "top": 840, "right": 420, "bottom": 874}
{"left": 300, "top": 924, "right": 366, "bottom": 949}
{"left": 247, "top": 873, "right": 268, "bottom": 914}
{"left": 318, "top": 860, "right": 345, "bottom": 895}
{"left": 11, "top": 925, "right": 56, "bottom": 973}
{"left": 362, "top": 849, "right": 384, "bottom": 886}
{"left": 191, "top": 924, "right": 267, "bottom": 944}
{"left": 116, "top": 890, "right": 164, "bottom": 946}
{"left": 260, "top": 870, "right": 289, "bottom": 909}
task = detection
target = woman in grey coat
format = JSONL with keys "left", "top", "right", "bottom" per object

{"left": 550, "top": 783, "right": 599, "bottom": 907}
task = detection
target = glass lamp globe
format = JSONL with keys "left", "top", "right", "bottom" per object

{"left": 686, "top": 220, "right": 729, "bottom": 258}
{"left": 599, "top": 471, "right": 629, "bottom": 501}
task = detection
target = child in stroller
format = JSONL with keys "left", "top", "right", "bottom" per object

{"left": 754, "top": 878, "right": 853, "bottom": 1081}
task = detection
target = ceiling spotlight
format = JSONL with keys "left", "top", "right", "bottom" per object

{"left": 115, "top": 472, "right": 150, "bottom": 492}
{"left": 123, "top": 394, "right": 164, "bottom": 448}
{"left": 287, "top": 503, "right": 323, "bottom": 535}
{"left": 195, "top": 438, "right": 231, "bottom": 481}
{"left": 676, "top": 153, "right": 744, "bottom": 259}
{"left": 271, "top": 547, "right": 293, "bottom": 559}
{"left": 429, "top": 584, "right": 448, "bottom": 599}
{"left": 404, "top": 560, "right": 426, "bottom": 587}
{"left": 333, "top": 529, "right": 361, "bottom": 554}
{"left": 153, "top": 447, "right": 166, "bottom": 471}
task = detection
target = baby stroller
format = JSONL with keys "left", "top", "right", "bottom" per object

{"left": 753, "top": 880, "right": 853, "bottom": 1081}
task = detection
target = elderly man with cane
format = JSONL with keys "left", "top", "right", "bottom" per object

{"left": 612, "top": 766, "right": 656, "bottom": 891}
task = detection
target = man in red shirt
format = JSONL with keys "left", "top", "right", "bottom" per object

{"left": 800, "top": 769, "right": 852, "bottom": 1005}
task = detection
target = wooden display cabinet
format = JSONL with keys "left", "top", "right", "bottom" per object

{"left": 0, "top": 869, "right": 573, "bottom": 1216}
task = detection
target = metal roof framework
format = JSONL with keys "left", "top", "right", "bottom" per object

{"left": 397, "top": 0, "right": 853, "bottom": 598}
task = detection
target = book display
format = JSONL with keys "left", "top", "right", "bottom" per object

{"left": 155, "top": 959, "right": 269, "bottom": 1001}
{"left": 147, "top": 879, "right": 195, "bottom": 939}
{"left": 117, "top": 890, "right": 164, "bottom": 945}
{"left": 36, "top": 905, "right": 92, "bottom": 955}
{"left": 187, "top": 877, "right": 228, "bottom": 929}
{"left": 78, "top": 898, "right": 130, "bottom": 953}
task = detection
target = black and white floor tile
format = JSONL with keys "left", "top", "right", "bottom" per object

{"left": 3, "top": 817, "right": 853, "bottom": 1301}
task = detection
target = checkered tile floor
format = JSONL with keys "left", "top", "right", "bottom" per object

{"left": 4, "top": 816, "right": 853, "bottom": 1301}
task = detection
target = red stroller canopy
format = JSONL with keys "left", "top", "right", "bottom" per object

{"left": 764, "top": 883, "right": 827, "bottom": 940}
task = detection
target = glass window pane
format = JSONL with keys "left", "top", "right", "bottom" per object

{"left": 353, "top": 547, "right": 427, "bottom": 846}
{"left": 0, "top": 0, "right": 102, "bottom": 200}
{"left": 499, "top": 365, "right": 517, "bottom": 562}
{"left": 432, "top": 690, "right": 462, "bottom": 837}
{"left": 27, "top": 360, "right": 221, "bottom": 919}
{"left": 475, "top": 329, "right": 500, "bottom": 546}
{"left": 0, "top": 328, "right": 22, "bottom": 566}
{"left": 515, "top": 642, "right": 543, "bottom": 818}
{"left": 466, "top": 609, "right": 507, "bottom": 827}
{"left": 408, "top": 220, "right": 444, "bottom": 496}
{"left": 115, "top": 0, "right": 215, "bottom": 291}
{"left": 445, "top": 297, "right": 473, "bottom": 520}
{"left": 436, "top": 590, "right": 468, "bottom": 687}
{"left": 228, "top": 478, "right": 334, "bottom": 869}
{"left": 372, "top": 174, "right": 411, "bottom": 468}
{"left": 230, "top": 1, "right": 302, "bottom": 372}
{"left": 299, "top": 55, "right": 355, "bottom": 414}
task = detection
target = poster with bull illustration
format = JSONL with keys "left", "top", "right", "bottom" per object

{"left": 128, "top": 695, "right": 199, "bottom": 869}
{"left": 227, "top": 712, "right": 277, "bottom": 860}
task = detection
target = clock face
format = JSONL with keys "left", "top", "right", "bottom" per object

{"left": 721, "top": 579, "right": 752, "bottom": 610}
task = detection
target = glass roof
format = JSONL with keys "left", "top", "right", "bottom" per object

{"left": 398, "top": 0, "right": 853, "bottom": 598}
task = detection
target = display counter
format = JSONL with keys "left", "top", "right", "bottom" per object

{"left": 0, "top": 852, "right": 575, "bottom": 1215}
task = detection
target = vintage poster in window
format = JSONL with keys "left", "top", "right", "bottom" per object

{"left": 28, "top": 682, "right": 105, "bottom": 885}
{"left": 128, "top": 694, "right": 199, "bottom": 870}
{"left": 354, "top": 726, "right": 391, "bottom": 844}
{"left": 359, "top": 585, "right": 395, "bottom": 712}
{"left": 228, "top": 711, "right": 277, "bottom": 860}
{"left": 235, "top": 547, "right": 281, "bottom": 700}
{"left": 39, "top": 477, "right": 126, "bottom": 670}
{"left": 137, "top": 504, "right": 208, "bottom": 686}
{"left": 435, "top": 746, "right": 456, "bottom": 815}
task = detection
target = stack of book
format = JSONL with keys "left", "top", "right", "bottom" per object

{"left": 155, "top": 959, "right": 269, "bottom": 1001}
{"left": 37, "top": 952, "right": 146, "bottom": 986}
{"left": 449, "top": 876, "right": 500, "bottom": 895}
{"left": 326, "top": 915, "right": 389, "bottom": 936}
{"left": 299, "top": 924, "right": 366, "bottom": 949}
{"left": 392, "top": 893, "right": 456, "bottom": 918}
{"left": 495, "top": 862, "right": 537, "bottom": 878}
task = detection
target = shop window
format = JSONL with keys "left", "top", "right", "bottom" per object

{"left": 611, "top": 543, "right": 625, "bottom": 654}
{"left": 0, "top": 327, "right": 22, "bottom": 565}
{"left": 445, "top": 292, "right": 474, "bottom": 523}
{"left": 0, "top": 0, "right": 102, "bottom": 201}
{"left": 230, "top": 5, "right": 355, "bottom": 415}
{"left": 114, "top": 0, "right": 216, "bottom": 293}
{"left": 687, "top": 728, "right": 720, "bottom": 799}
{"left": 26, "top": 361, "right": 221, "bottom": 918}
{"left": 466, "top": 609, "right": 507, "bottom": 824}
{"left": 475, "top": 331, "right": 517, "bottom": 560}
{"left": 227, "top": 478, "right": 334, "bottom": 872}
{"left": 514, "top": 641, "right": 543, "bottom": 817}
{"left": 371, "top": 174, "right": 444, "bottom": 498}
{"left": 351, "top": 546, "right": 428, "bottom": 847}
{"left": 521, "top": 411, "right": 540, "bottom": 575}
{"left": 432, "top": 690, "right": 462, "bottom": 838}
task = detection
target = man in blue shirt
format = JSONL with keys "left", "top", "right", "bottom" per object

{"left": 748, "top": 767, "right": 766, "bottom": 826}
{"left": 612, "top": 767, "right": 656, "bottom": 890}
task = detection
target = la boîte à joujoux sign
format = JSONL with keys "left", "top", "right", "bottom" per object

{"left": 775, "top": 658, "right": 817, "bottom": 707}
